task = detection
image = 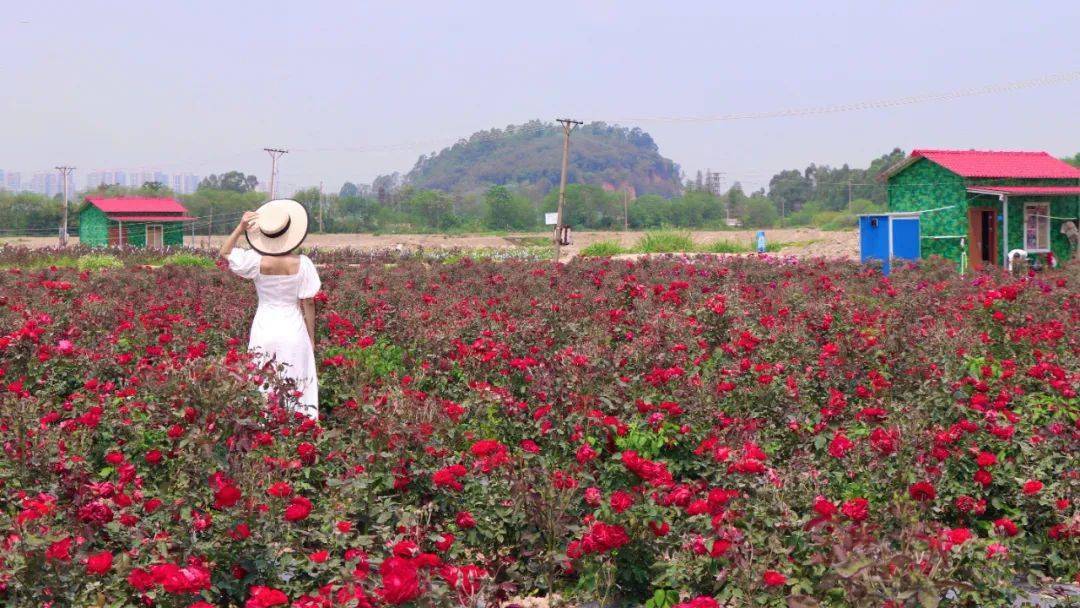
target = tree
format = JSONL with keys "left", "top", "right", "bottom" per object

{"left": 484, "top": 186, "right": 536, "bottom": 230}
{"left": 726, "top": 182, "right": 747, "bottom": 221}
{"left": 199, "top": 171, "right": 258, "bottom": 193}
{"left": 139, "top": 181, "right": 170, "bottom": 195}
{"left": 768, "top": 170, "right": 814, "bottom": 218}
{"left": 743, "top": 194, "right": 779, "bottom": 228}
{"left": 339, "top": 182, "right": 359, "bottom": 198}
{"left": 542, "top": 184, "right": 620, "bottom": 229}
{"left": 404, "top": 189, "right": 456, "bottom": 231}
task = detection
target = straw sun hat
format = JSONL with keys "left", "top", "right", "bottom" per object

{"left": 244, "top": 199, "right": 310, "bottom": 256}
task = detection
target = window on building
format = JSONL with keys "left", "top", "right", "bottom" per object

{"left": 1024, "top": 202, "right": 1050, "bottom": 252}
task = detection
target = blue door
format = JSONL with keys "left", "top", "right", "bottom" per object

{"left": 860, "top": 215, "right": 891, "bottom": 273}
{"left": 891, "top": 217, "right": 920, "bottom": 263}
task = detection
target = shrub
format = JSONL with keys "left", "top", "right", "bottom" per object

{"left": 580, "top": 240, "right": 626, "bottom": 257}
{"left": 635, "top": 230, "right": 695, "bottom": 253}
{"left": 75, "top": 253, "right": 123, "bottom": 271}
{"left": 0, "top": 255, "right": 1076, "bottom": 607}
{"left": 702, "top": 239, "right": 750, "bottom": 254}
{"left": 160, "top": 252, "right": 215, "bottom": 267}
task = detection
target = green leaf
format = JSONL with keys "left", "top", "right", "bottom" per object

{"left": 917, "top": 588, "right": 940, "bottom": 608}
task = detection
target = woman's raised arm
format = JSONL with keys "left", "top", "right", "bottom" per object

{"left": 218, "top": 211, "right": 258, "bottom": 258}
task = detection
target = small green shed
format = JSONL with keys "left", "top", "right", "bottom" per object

{"left": 881, "top": 150, "right": 1080, "bottom": 269}
{"left": 79, "top": 197, "right": 193, "bottom": 248}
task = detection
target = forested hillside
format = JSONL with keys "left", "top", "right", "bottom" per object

{"left": 405, "top": 121, "right": 682, "bottom": 197}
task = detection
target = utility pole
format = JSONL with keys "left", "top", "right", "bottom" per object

{"left": 55, "top": 166, "right": 75, "bottom": 246}
{"left": 318, "top": 181, "right": 325, "bottom": 233}
{"left": 207, "top": 206, "right": 213, "bottom": 249}
{"left": 623, "top": 188, "right": 629, "bottom": 232}
{"left": 847, "top": 179, "right": 853, "bottom": 213}
{"left": 553, "top": 118, "right": 583, "bottom": 262}
{"left": 264, "top": 147, "right": 288, "bottom": 199}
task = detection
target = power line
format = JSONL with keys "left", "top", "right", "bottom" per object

{"left": 611, "top": 71, "right": 1080, "bottom": 123}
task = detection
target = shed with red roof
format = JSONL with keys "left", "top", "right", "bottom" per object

{"left": 880, "top": 150, "right": 1080, "bottom": 269}
{"left": 79, "top": 196, "right": 194, "bottom": 248}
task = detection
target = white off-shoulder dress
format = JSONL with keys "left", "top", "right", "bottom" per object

{"left": 227, "top": 247, "right": 321, "bottom": 419}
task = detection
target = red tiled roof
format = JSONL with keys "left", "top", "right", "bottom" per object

{"left": 105, "top": 214, "right": 195, "bottom": 222}
{"left": 85, "top": 196, "right": 189, "bottom": 214}
{"left": 910, "top": 149, "right": 1080, "bottom": 179}
{"left": 966, "top": 186, "right": 1080, "bottom": 196}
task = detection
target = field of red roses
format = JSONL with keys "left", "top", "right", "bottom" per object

{"left": 0, "top": 249, "right": 1077, "bottom": 608}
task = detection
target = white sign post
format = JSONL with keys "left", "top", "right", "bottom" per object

{"left": 544, "top": 212, "right": 558, "bottom": 226}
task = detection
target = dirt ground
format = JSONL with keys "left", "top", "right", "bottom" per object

{"left": 1, "top": 228, "right": 858, "bottom": 260}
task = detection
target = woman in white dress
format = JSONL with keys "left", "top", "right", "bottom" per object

{"left": 218, "top": 199, "right": 321, "bottom": 419}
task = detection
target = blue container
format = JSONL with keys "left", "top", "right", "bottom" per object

{"left": 859, "top": 213, "right": 920, "bottom": 275}
{"left": 756, "top": 231, "right": 766, "bottom": 253}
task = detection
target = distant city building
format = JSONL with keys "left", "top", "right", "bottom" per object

{"left": 84, "top": 169, "right": 201, "bottom": 194}
{"left": 5, "top": 171, "right": 21, "bottom": 192}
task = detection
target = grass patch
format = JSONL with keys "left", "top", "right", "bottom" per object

{"left": 504, "top": 235, "right": 552, "bottom": 248}
{"left": 635, "top": 231, "right": 695, "bottom": 253}
{"left": 703, "top": 240, "right": 752, "bottom": 254}
{"left": 76, "top": 254, "right": 123, "bottom": 271}
{"left": 579, "top": 241, "right": 627, "bottom": 257}
{"left": 160, "top": 252, "right": 215, "bottom": 268}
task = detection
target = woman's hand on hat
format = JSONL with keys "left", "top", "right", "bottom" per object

{"left": 239, "top": 211, "right": 259, "bottom": 232}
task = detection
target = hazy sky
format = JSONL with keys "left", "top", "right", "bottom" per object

{"left": 2, "top": 1, "right": 1078, "bottom": 194}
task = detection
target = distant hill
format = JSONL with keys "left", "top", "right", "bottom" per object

{"left": 405, "top": 120, "right": 682, "bottom": 198}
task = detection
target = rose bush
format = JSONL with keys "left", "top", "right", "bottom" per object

{"left": 0, "top": 252, "right": 1077, "bottom": 607}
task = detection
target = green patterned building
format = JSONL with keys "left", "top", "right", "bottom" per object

{"left": 881, "top": 150, "right": 1080, "bottom": 268}
{"left": 79, "top": 197, "right": 192, "bottom": 248}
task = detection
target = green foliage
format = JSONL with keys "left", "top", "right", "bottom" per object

{"left": 635, "top": 230, "right": 695, "bottom": 253}
{"left": 579, "top": 240, "right": 626, "bottom": 257}
{"left": 742, "top": 194, "right": 779, "bottom": 228}
{"left": 543, "top": 184, "right": 622, "bottom": 230}
{"left": 75, "top": 254, "right": 123, "bottom": 271}
{"left": 767, "top": 149, "right": 905, "bottom": 216}
{"left": 484, "top": 186, "right": 537, "bottom": 230}
{"left": 198, "top": 171, "right": 259, "bottom": 193}
{"left": 703, "top": 239, "right": 751, "bottom": 254}
{"left": 180, "top": 189, "right": 267, "bottom": 234}
{"left": 160, "top": 252, "right": 214, "bottom": 267}
{"left": 407, "top": 120, "right": 682, "bottom": 198}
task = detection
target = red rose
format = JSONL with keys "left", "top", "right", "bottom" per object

{"left": 297, "top": 442, "right": 317, "bottom": 463}
{"left": 813, "top": 496, "right": 838, "bottom": 517}
{"left": 435, "top": 533, "right": 455, "bottom": 552}
{"left": 246, "top": 585, "right": 289, "bottom": 608}
{"left": 1022, "top": 480, "right": 1043, "bottom": 495}
{"left": 128, "top": 567, "right": 154, "bottom": 591}
{"left": 648, "top": 521, "right": 670, "bottom": 537}
{"left": 908, "top": 481, "right": 936, "bottom": 502}
{"left": 378, "top": 557, "right": 421, "bottom": 605}
{"left": 45, "top": 537, "right": 73, "bottom": 562}
{"left": 214, "top": 484, "right": 242, "bottom": 509}
{"left": 975, "top": 451, "right": 996, "bottom": 467}
{"left": 994, "top": 517, "right": 1019, "bottom": 537}
{"left": 284, "top": 496, "right": 313, "bottom": 522}
{"left": 762, "top": 570, "right": 787, "bottom": 587}
{"left": 841, "top": 498, "right": 869, "bottom": 522}
{"left": 85, "top": 551, "right": 113, "bottom": 575}
{"left": 455, "top": 511, "right": 476, "bottom": 529}
{"left": 144, "top": 450, "right": 163, "bottom": 465}
{"left": 267, "top": 482, "right": 293, "bottom": 497}
{"left": 308, "top": 550, "right": 329, "bottom": 563}
{"left": 609, "top": 490, "right": 634, "bottom": 514}
{"left": 336, "top": 520, "right": 353, "bottom": 533}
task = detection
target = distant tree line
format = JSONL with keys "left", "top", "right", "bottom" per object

{"left": 8, "top": 148, "right": 1073, "bottom": 237}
